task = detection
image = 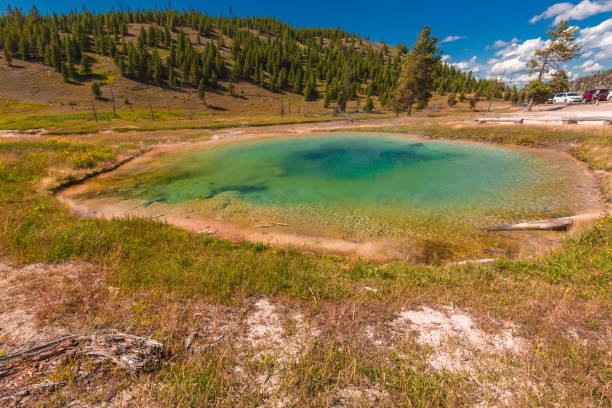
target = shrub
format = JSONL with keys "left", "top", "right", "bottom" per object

{"left": 524, "top": 80, "right": 552, "bottom": 104}
{"left": 469, "top": 97, "right": 477, "bottom": 110}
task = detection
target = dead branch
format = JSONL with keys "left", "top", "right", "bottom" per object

{"left": 0, "top": 332, "right": 163, "bottom": 380}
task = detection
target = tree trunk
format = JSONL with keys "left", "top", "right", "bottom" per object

{"left": 487, "top": 73, "right": 504, "bottom": 113}
{"left": 526, "top": 95, "right": 535, "bottom": 111}
{"left": 407, "top": 96, "right": 414, "bottom": 116}
{"left": 527, "top": 54, "right": 549, "bottom": 111}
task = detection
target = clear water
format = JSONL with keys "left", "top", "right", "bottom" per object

{"left": 67, "top": 133, "right": 602, "bottom": 260}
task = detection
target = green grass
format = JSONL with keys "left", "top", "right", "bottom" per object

{"left": 0, "top": 126, "right": 610, "bottom": 407}
{"left": 0, "top": 99, "right": 49, "bottom": 114}
{"left": 0, "top": 106, "right": 390, "bottom": 133}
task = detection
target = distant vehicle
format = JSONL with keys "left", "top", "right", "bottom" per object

{"left": 583, "top": 89, "right": 597, "bottom": 102}
{"left": 593, "top": 89, "right": 609, "bottom": 102}
{"left": 546, "top": 94, "right": 555, "bottom": 104}
{"left": 553, "top": 92, "right": 582, "bottom": 104}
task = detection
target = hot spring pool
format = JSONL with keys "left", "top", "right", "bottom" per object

{"left": 60, "top": 133, "right": 603, "bottom": 261}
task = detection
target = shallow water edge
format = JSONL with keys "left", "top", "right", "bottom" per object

{"left": 57, "top": 131, "right": 606, "bottom": 263}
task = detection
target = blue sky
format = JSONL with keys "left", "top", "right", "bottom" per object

{"left": 4, "top": 0, "right": 612, "bottom": 83}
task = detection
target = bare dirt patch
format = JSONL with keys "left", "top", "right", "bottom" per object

{"left": 334, "top": 385, "right": 391, "bottom": 407}
{"left": 0, "top": 260, "right": 97, "bottom": 352}
{"left": 388, "top": 305, "right": 537, "bottom": 406}
{"left": 0, "top": 260, "right": 166, "bottom": 408}
{"left": 392, "top": 306, "right": 524, "bottom": 358}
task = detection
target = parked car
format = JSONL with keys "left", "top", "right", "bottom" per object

{"left": 553, "top": 92, "right": 583, "bottom": 104}
{"left": 593, "top": 89, "right": 610, "bottom": 102}
{"left": 583, "top": 89, "right": 597, "bottom": 102}
{"left": 546, "top": 94, "right": 555, "bottom": 104}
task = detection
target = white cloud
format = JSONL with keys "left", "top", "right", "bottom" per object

{"left": 451, "top": 56, "right": 480, "bottom": 73}
{"left": 529, "top": 2, "right": 573, "bottom": 23}
{"left": 459, "top": 7, "right": 612, "bottom": 86}
{"left": 487, "top": 38, "right": 548, "bottom": 75}
{"left": 530, "top": 1, "right": 612, "bottom": 25}
{"left": 578, "top": 59, "right": 604, "bottom": 71}
{"left": 577, "top": 17, "right": 612, "bottom": 60}
{"left": 441, "top": 54, "right": 451, "bottom": 62}
{"left": 481, "top": 16, "right": 612, "bottom": 84}
{"left": 487, "top": 38, "right": 519, "bottom": 50}
{"left": 441, "top": 36, "right": 467, "bottom": 43}
{"left": 585, "top": 62, "right": 604, "bottom": 71}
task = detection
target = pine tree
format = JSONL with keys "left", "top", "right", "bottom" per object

{"left": 393, "top": 27, "right": 440, "bottom": 115}
{"left": 510, "top": 88, "right": 519, "bottom": 105}
{"left": 80, "top": 55, "right": 93, "bottom": 76}
{"left": 18, "top": 36, "right": 29, "bottom": 60}
{"left": 338, "top": 91, "right": 347, "bottom": 112}
{"left": 227, "top": 78, "right": 234, "bottom": 95}
{"left": 91, "top": 81, "right": 102, "bottom": 99}
{"left": 548, "top": 69, "right": 569, "bottom": 93}
{"left": 3, "top": 49, "right": 11, "bottom": 66}
{"left": 198, "top": 79, "right": 206, "bottom": 103}
{"left": 525, "top": 20, "right": 581, "bottom": 110}
{"left": 61, "top": 63, "right": 70, "bottom": 82}
{"left": 324, "top": 89, "right": 331, "bottom": 108}
{"left": 469, "top": 96, "right": 477, "bottom": 110}
{"left": 364, "top": 96, "right": 374, "bottom": 112}
{"left": 303, "top": 80, "right": 317, "bottom": 101}
{"left": 293, "top": 70, "right": 303, "bottom": 93}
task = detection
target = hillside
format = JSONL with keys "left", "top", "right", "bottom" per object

{"left": 570, "top": 68, "right": 612, "bottom": 91}
{"left": 0, "top": 7, "right": 505, "bottom": 118}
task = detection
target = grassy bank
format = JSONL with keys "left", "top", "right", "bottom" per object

{"left": 0, "top": 102, "right": 393, "bottom": 134}
{"left": 0, "top": 124, "right": 610, "bottom": 407}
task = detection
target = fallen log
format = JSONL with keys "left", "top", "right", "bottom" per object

{"left": 476, "top": 118, "right": 523, "bottom": 123}
{"left": 451, "top": 258, "right": 496, "bottom": 265}
{"left": 489, "top": 213, "right": 606, "bottom": 231}
{"left": 0, "top": 332, "right": 163, "bottom": 380}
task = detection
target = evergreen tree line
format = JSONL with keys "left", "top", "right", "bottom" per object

{"left": 1, "top": 6, "right": 505, "bottom": 108}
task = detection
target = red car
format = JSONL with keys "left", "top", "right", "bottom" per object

{"left": 583, "top": 89, "right": 596, "bottom": 102}
{"left": 583, "top": 89, "right": 609, "bottom": 102}
{"left": 593, "top": 89, "right": 609, "bottom": 102}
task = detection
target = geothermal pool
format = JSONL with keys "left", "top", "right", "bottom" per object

{"left": 61, "top": 133, "right": 603, "bottom": 261}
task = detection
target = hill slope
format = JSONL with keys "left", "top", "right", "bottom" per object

{"left": 570, "top": 68, "right": 612, "bottom": 91}
{"left": 0, "top": 7, "right": 502, "bottom": 116}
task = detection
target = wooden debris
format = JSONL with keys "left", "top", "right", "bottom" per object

{"left": 185, "top": 331, "right": 199, "bottom": 351}
{"left": 477, "top": 116, "right": 612, "bottom": 125}
{"left": 255, "top": 222, "right": 288, "bottom": 229}
{"left": 0, "top": 332, "right": 163, "bottom": 380}
{"left": 490, "top": 213, "right": 605, "bottom": 231}
{"left": 476, "top": 118, "right": 523, "bottom": 124}
{"left": 0, "top": 379, "right": 67, "bottom": 406}
{"left": 451, "top": 258, "right": 496, "bottom": 265}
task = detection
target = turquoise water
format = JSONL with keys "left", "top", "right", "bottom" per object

{"left": 97, "top": 134, "right": 583, "bottom": 212}
{"left": 68, "top": 133, "right": 601, "bottom": 259}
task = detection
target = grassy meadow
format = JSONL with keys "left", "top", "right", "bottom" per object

{"left": 0, "top": 119, "right": 610, "bottom": 407}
